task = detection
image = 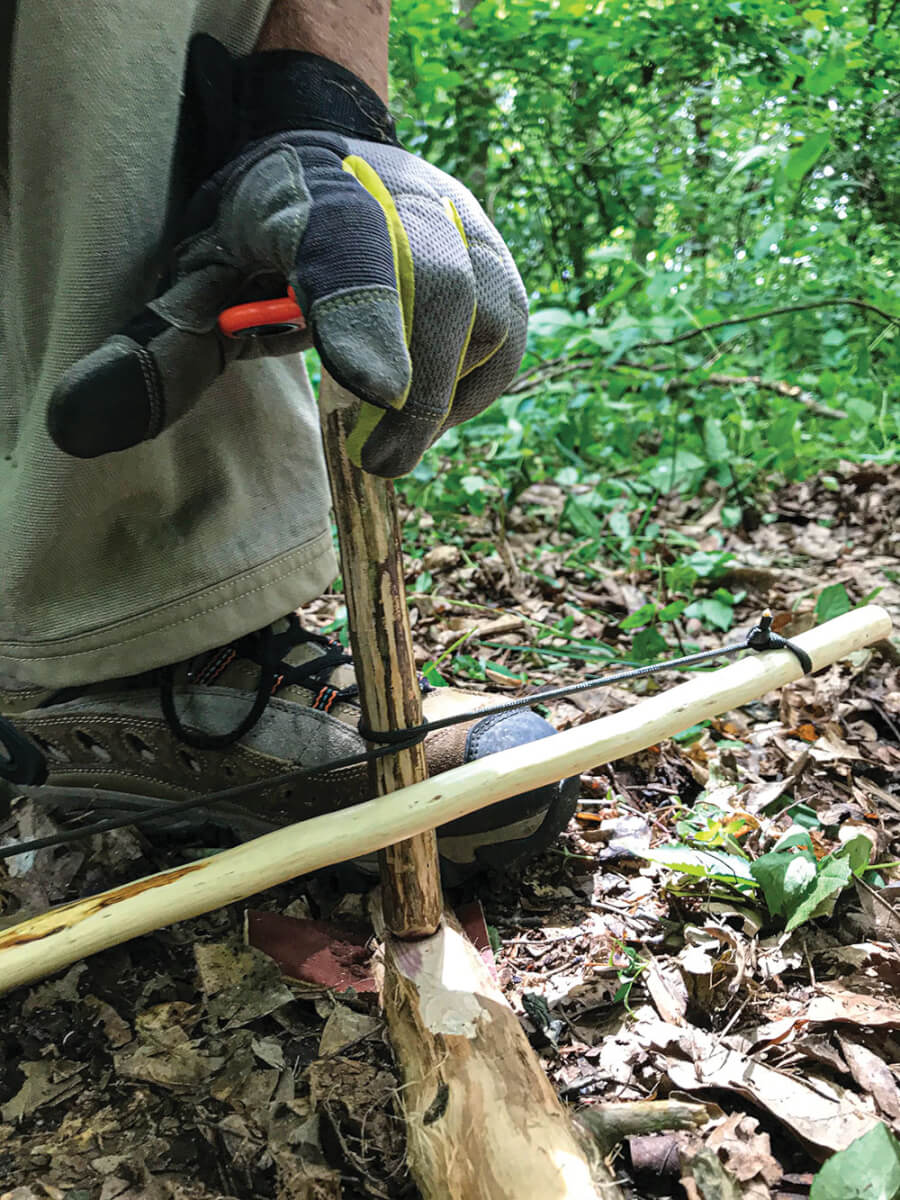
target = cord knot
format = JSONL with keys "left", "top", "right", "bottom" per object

{"left": 745, "top": 609, "right": 813, "bottom": 674}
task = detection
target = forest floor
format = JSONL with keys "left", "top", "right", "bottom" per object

{"left": 1, "top": 459, "right": 899, "bottom": 1200}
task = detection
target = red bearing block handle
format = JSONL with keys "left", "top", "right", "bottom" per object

{"left": 218, "top": 286, "right": 305, "bottom": 338}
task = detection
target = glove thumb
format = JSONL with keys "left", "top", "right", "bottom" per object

{"left": 47, "top": 308, "right": 228, "bottom": 458}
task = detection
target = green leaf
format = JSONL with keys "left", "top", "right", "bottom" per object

{"left": 816, "top": 583, "right": 852, "bottom": 622}
{"left": 639, "top": 844, "right": 756, "bottom": 885}
{"left": 564, "top": 495, "right": 602, "bottom": 538}
{"left": 769, "top": 409, "right": 798, "bottom": 451}
{"left": 455, "top": 654, "right": 491, "bottom": 682}
{"left": 753, "top": 220, "right": 785, "bottom": 260}
{"left": 805, "top": 47, "right": 848, "bottom": 96}
{"left": 785, "top": 854, "right": 852, "bottom": 931}
{"left": 847, "top": 398, "right": 877, "bottom": 424}
{"left": 785, "top": 803, "right": 821, "bottom": 830}
{"left": 648, "top": 449, "right": 706, "bottom": 492}
{"left": 658, "top": 599, "right": 689, "bottom": 622}
{"left": 703, "top": 416, "right": 729, "bottom": 463}
{"left": 726, "top": 145, "right": 772, "bottom": 179}
{"left": 421, "top": 662, "right": 448, "bottom": 687}
{"left": 608, "top": 509, "right": 632, "bottom": 540}
{"left": 484, "top": 661, "right": 527, "bottom": 683}
{"left": 621, "top": 602, "right": 657, "bottom": 631}
{"left": 772, "top": 830, "right": 816, "bottom": 853}
{"left": 684, "top": 551, "right": 735, "bottom": 579}
{"left": 529, "top": 307, "right": 583, "bottom": 337}
{"left": 751, "top": 849, "right": 817, "bottom": 919}
{"left": 672, "top": 721, "right": 711, "bottom": 744}
{"left": 801, "top": 8, "right": 829, "bottom": 31}
{"left": 460, "top": 474, "right": 489, "bottom": 494}
{"left": 612, "top": 980, "right": 632, "bottom": 1006}
{"left": 632, "top": 626, "right": 669, "bottom": 661}
{"left": 666, "top": 563, "right": 699, "bottom": 593}
{"left": 783, "top": 131, "right": 830, "bottom": 182}
{"left": 836, "top": 835, "right": 873, "bottom": 877}
{"left": 810, "top": 1121, "right": 900, "bottom": 1200}
{"left": 750, "top": 833, "right": 856, "bottom": 932}
{"left": 685, "top": 597, "right": 734, "bottom": 631}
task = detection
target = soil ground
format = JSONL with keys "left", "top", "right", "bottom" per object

{"left": 1, "top": 461, "right": 898, "bottom": 1199}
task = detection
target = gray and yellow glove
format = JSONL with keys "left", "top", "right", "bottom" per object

{"left": 47, "top": 38, "right": 527, "bottom": 478}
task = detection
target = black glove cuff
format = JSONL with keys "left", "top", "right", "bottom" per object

{"left": 235, "top": 49, "right": 399, "bottom": 148}
{"left": 180, "top": 34, "right": 398, "bottom": 193}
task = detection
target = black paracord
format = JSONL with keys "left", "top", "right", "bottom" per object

{"left": 358, "top": 612, "right": 812, "bottom": 743}
{"left": 0, "top": 612, "right": 812, "bottom": 860}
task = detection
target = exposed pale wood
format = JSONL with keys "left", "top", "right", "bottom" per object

{"left": 379, "top": 910, "right": 620, "bottom": 1198}
{"left": 319, "top": 378, "right": 442, "bottom": 939}
{"left": 0, "top": 605, "right": 891, "bottom": 996}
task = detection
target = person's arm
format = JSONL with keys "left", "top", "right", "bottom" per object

{"left": 255, "top": 0, "right": 390, "bottom": 102}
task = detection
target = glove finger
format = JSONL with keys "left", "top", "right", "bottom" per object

{"left": 438, "top": 183, "right": 528, "bottom": 421}
{"left": 47, "top": 312, "right": 226, "bottom": 458}
{"left": 447, "top": 283, "right": 527, "bottom": 429}
{"left": 348, "top": 189, "right": 477, "bottom": 476}
{"left": 288, "top": 147, "right": 411, "bottom": 411}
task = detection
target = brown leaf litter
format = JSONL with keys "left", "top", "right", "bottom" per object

{"left": 1, "top": 461, "right": 899, "bottom": 1198}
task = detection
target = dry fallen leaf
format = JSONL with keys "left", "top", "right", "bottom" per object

{"left": 645, "top": 956, "right": 689, "bottom": 1025}
{"left": 647, "top": 1021, "right": 879, "bottom": 1155}
{"left": 318, "top": 1004, "right": 380, "bottom": 1057}
{"left": 706, "top": 1113, "right": 782, "bottom": 1186}
{"left": 837, "top": 1035, "right": 900, "bottom": 1119}
{"left": 680, "top": 1146, "right": 745, "bottom": 1199}
{"left": 806, "top": 982, "right": 900, "bottom": 1029}
{"left": 196, "top": 940, "right": 295, "bottom": 1028}
{"left": 0, "top": 1058, "right": 86, "bottom": 1123}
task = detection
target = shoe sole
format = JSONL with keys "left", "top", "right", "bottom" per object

{"left": 22, "top": 774, "right": 580, "bottom": 887}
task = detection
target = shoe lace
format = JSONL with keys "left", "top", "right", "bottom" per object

{"left": 159, "top": 613, "right": 358, "bottom": 750}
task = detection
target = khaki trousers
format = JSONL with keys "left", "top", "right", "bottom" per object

{"left": 0, "top": 2, "right": 338, "bottom": 688}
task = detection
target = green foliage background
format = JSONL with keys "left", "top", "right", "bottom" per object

{"left": 387, "top": 0, "right": 899, "bottom": 531}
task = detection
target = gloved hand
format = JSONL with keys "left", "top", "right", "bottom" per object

{"left": 47, "top": 37, "right": 528, "bottom": 478}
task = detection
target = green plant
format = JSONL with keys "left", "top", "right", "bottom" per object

{"left": 637, "top": 800, "right": 883, "bottom": 932}
{"left": 750, "top": 829, "right": 873, "bottom": 933}
{"left": 609, "top": 939, "right": 648, "bottom": 1013}
{"left": 389, "top": 0, "right": 899, "bottom": 562}
{"left": 811, "top": 1122, "right": 900, "bottom": 1200}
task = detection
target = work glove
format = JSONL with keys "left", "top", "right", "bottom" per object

{"left": 47, "top": 37, "right": 528, "bottom": 478}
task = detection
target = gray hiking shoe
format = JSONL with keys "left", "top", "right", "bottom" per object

{"left": 0, "top": 615, "right": 578, "bottom": 882}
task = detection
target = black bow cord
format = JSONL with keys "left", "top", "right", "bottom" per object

{"left": 358, "top": 612, "right": 812, "bottom": 743}
{"left": 0, "top": 613, "right": 812, "bottom": 861}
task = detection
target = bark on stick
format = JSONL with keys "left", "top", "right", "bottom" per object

{"left": 319, "top": 378, "right": 441, "bottom": 938}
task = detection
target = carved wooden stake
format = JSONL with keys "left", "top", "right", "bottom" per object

{"left": 318, "top": 377, "right": 618, "bottom": 1198}
{"left": 319, "top": 377, "right": 442, "bottom": 938}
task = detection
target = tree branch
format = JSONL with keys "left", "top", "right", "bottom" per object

{"left": 509, "top": 296, "right": 894, "bottom": 402}
{"left": 663, "top": 373, "right": 847, "bottom": 419}
{"left": 509, "top": 358, "right": 846, "bottom": 418}
{"left": 635, "top": 298, "right": 897, "bottom": 350}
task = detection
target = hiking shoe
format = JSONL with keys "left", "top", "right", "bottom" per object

{"left": 0, "top": 615, "right": 578, "bottom": 882}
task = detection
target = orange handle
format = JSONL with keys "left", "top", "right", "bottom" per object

{"left": 218, "top": 287, "right": 305, "bottom": 338}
